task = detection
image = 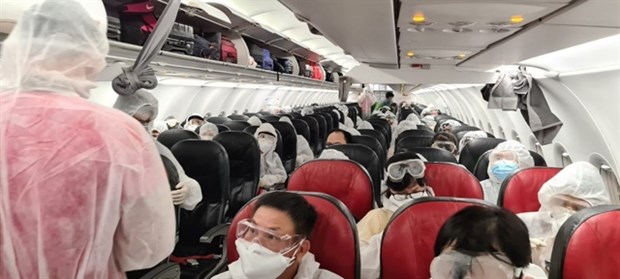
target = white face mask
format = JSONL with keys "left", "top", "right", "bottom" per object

{"left": 185, "top": 124, "right": 199, "bottom": 131}
{"left": 384, "top": 191, "right": 427, "bottom": 212}
{"left": 258, "top": 138, "right": 274, "bottom": 154}
{"left": 230, "top": 238, "right": 296, "bottom": 279}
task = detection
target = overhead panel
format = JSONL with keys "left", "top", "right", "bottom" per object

{"left": 278, "top": 0, "right": 399, "bottom": 67}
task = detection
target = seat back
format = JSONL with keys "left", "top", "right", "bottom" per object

{"left": 227, "top": 192, "right": 360, "bottom": 279}
{"left": 292, "top": 119, "right": 311, "bottom": 142}
{"left": 327, "top": 110, "right": 340, "bottom": 127}
{"left": 227, "top": 114, "right": 249, "bottom": 121}
{"left": 450, "top": 125, "right": 480, "bottom": 135}
{"left": 288, "top": 160, "right": 374, "bottom": 220}
{"left": 301, "top": 116, "right": 320, "bottom": 155}
{"left": 328, "top": 144, "right": 382, "bottom": 207}
{"left": 243, "top": 126, "right": 284, "bottom": 159}
{"left": 417, "top": 125, "right": 433, "bottom": 132}
{"left": 424, "top": 162, "right": 484, "bottom": 199}
{"left": 171, "top": 140, "right": 229, "bottom": 247}
{"left": 397, "top": 129, "right": 436, "bottom": 142}
{"left": 358, "top": 129, "right": 388, "bottom": 153}
{"left": 157, "top": 129, "right": 199, "bottom": 150}
{"left": 261, "top": 115, "right": 280, "bottom": 122}
{"left": 270, "top": 122, "right": 298, "bottom": 174}
{"left": 308, "top": 115, "right": 328, "bottom": 153}
{"left": 455, "top": 130, "right": 495, "bottom": 142}
{"left": 352, "top": 135, "right": 386, "bottom": 174}
{"left": 213, "top": 132, "right": 260, "bottom": 218}
{"left": 549, "top": 205, "right": 620, "bottom": 279}
{"left": 395, "top": 136, "right": 434, "bottom": 152}
{"left": 396, "top": 147, "right": 457, "bottom": 163}
{"left": 215, "top": 124, "right": 230, "bottom": 133}
{"left": 473, "top": 150, "right": 548, "bottom": 181}
{"left": 318, "top": 112, "right": 334, "bottom": 133}
{"left": 458, "top": 138, "right": 506, "bottom": 173}
{"left": 206, "top": 116, "right": 230, "bottom": 125}
{"left": 381, "top": 198, "right": 490, "bottom": 279}
{"left": 367, "top": 119, "right": 391, "bottom": 146}
{"left": 222, "top": 120, "right": 250, "bottom": 131}
{"left": 498, "top": 167, "right": 562, "bottom": 213}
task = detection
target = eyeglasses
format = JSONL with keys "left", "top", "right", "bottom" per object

{"left": 236, "top": 219, "right": 304, "bottom": 253}
{"left": 432, "top": 141, "right": 457, "bottom": 153}
{"left": 386, "top": 159, "right": 425, "bottom": 182}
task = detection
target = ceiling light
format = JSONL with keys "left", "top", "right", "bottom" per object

{"left": 406, "top": 51, "right": 415, "bottom": 58}
{"left": 458, "top": 54, "right": 466, "bottom": 59}
{"left": 510, "top": 15, "right": 524, "bottom": 24}
{"left": 412, "top": 12, "right": 426, "bottom": 23}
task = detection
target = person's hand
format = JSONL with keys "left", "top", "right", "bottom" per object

{"left": 171, "top": 181, "right": 190, "bottom": 205}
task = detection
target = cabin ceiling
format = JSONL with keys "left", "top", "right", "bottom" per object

{"left": 278, "top": 0, "right": 620, "bottom": 85}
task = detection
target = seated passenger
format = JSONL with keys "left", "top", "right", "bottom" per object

{"left": 432, "top": 206, "right": 545, "bottom": 279}
{"left": 165, "top": 115, "right": 181, "bottom": 129}
{"left": 0, "top": 0, "right": 175, "bottom": 276}
{"left": 357, "top": 120, "right": 374, "bottom": 130}
{"left": 151, "top": 120, "right": 168, "bottom": 138}
{"left": 212, "top": 192, "right": 342, "bottom": 279}
{"left": 184, "top": 113, "right": 205, "bottom": 131}
{"left": 439, "top": 119, "right": 461, "bottom": 133}
{"left": 358, "top": 153, "right": 434, "bottom": 245}
{"left": 421, "top": 115, "right": 437, "bottom": 130}
{"left": 301, "top": 107, "right": 314, "bottom": 116}
{"left": 430, "top": 132, "right": 459, "bottom": 157}
{"left": 318, "top": 149, "right": 350, "bottom": 160}
{"left": 518, "top": 162, "right": 611, "bottom": 272}
{"left": 406, "top": 113, "right": 421, "bottom": 125}
{"left": 457, "top": 130, "right": 487, "bottom": 155}
{"left": 326, "top": 129, "right": 353, "bottom": 147}
{"left": 199, "top": 123, "right": 219, "bottom": 140}
{"left": 247, "top": 115, "right": 263, "bottom": 127}
{"left": 255, "top": 124, "right": 287, "bottom": 189}
{"left": 280, "top": 117, "right": 314, "bottom": 168}
{"left": 114, "top": 90, "right": 203, "bottom": 210}
{"left": 392, "top": 120, "right": 418, "bottom": 147}
{"left": 480, "top": 141, "right": 534, "bottom": 204}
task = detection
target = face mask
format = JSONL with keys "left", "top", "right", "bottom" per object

{"left": 384, "top": 191, "right": 427, "bottom": 212}
{"left": 491, "top": 160, "right": 519, "bottom": 182}
{"left": 185, "top": 124, "right": 199, "bottom": 131}
{"left": 258, "top": 138, "right": 274, "bottom": 153}
{"left": 231, "top": 238, "right": 296, "bottom": 279}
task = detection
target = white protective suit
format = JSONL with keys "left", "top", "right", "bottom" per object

{"left": 457, "top": 131, "right": 487, "bottom": 155}
{"left": 318, "top": 149, "right": 350, "bottom": 160}
{"left": 392, "top": 120, "right": 418, "bottom": 147}
{"left": 212, "top": 252, "right": 342, "bottom": 279}
{"left": 421, "top": 115, "right": 437, "bottom": 131}
{"left": 405, "top": 113, "right": 421, "bottom": 125}
{"left": 0, "top": 1, "right": 176, "bottom": 277}
{"left": 199, "top": 122, "right": 219, "bottom": 140}
{"left": 301, "top": 107, "right": 314, "bottom": 116}
{"left": 184, "top": 113, "right": 204, "bottom": 131}
{"left": 480, "top": 140, "right": 534, "bottom": 204}
{"left": 152, "top": 120, "right": 169, "bottom": 134}
{"left": 247, "top": 116, "right": 262, "bottom": 127}
{"left": 519, "top": 162, "right": 611, "bottom": 270}
{"left": 280, "top": 117, "right": 314, "bottom": 168}
{"left": 255, "top": 124, "right": 287, "bottom": 188}
{"left": 114, "top": 90, "right": 203, "bottom": 211}
{"left": 357, "top": 121, "right": 374, "bottom": 130}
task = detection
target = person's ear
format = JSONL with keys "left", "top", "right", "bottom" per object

{"left": 295, "top": 240, "right": 311, "bottom": 264}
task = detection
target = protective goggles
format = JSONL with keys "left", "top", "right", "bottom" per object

{"left": 386, "top": 159, "right": 425, "bottom": 182}
{"left": 432, "top": 141, "right": 457, "bottom": 153}
{"left": 236, "top": 219, "right": 304, "bottom": 253}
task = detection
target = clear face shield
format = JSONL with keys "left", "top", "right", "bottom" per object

{"left": 430, "top": 250, "right": 524, "bottom": 279}
{"left": 236, "top": 219, "right": 304, "bottom": 254}
{"left": 386, "top": 159, "right": 425, "bottom": 183}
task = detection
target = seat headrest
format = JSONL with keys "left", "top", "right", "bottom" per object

{"left": 396, "top": 147, "right": 457, "bottom": 163}
{"left": 424, "top": 162, "right": 484, "bottom": 199}
{"left": 289, "top": 160, "right": 374, "bottom": 220}
{"left": 358, "top": 129, "right": 388, "bottom": 151}
{"left": 292, "top": 119, "right": 311, "bottom": 141}
{"left": 157, "top": 129, "right": 199, "bottom": 150}
{"left": 215, "top": 124, "right": 230, "bottom": 133}
{"left": 549, "top": 205, "right": 620, "bottom": 279}
{"left": 328, "top": 144, "right": 382, "bottom": 206}
{"left": 223, "top": 120, "right": 250, "bottom": 131}
{"left": 450, "top": 125, "right": 481, "bottom": 135}
{"left": 498, "top": 167, "right": 562, "bottom": 213}
{"left": 228, "top": 114, "right": 249, "bottom": 121}
{"left": 227, "top": 191, "right": 360, "bottom": 279}
{"left": 270, "top": 122, "right": 298, "bottom": 173}
{"left": 206, "top": 116, "right": 231, "bottom": 125}
{"left": 395, "top": 135, "right": 435, "bottom": 151}
{"left": 458, "top": 138, "right": 506, "bottom": 172}
{"left": 455, "top": 130, "right": 495, "bottom": 142}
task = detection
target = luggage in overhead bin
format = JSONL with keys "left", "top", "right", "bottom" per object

{"left": 220, "top": 35, "right": 238, "bottom": 63}
{"left": 119, "top": 0, "right": 157, "bottom": 46}
{"left": 277, "top": 58, "right": 294, "bottom": 74}
{"left": 311, "top": 63, "right": 324, "bottom": 80}
{"left": 105, "top": 4, "right": 122, "bottom": 41}
{"left": 162, "top": 23, "right": 194, "bottom": 55}
{"left": 298, "top": 60, "right": 313, "bottom": 78}
{"left": 249, "top": 43, "right": 264, "bottom": 67}
{"left": 193, "top": 32, "right": 221, "bottom": 60}
{"left": 261, "top": 49, "right": 274, "bottom": 70}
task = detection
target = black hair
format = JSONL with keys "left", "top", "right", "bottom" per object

{"left": 327, "top": 129, "right": 353, "bottom": 144}
{"left": 432, "top": 131, "right": 458, "bottom": 146}
{"left": 386, "top": 91, "right": 394, "bottom": 99}
{"left": 254, "top": 192, "right": 318, "bottom": 237}
{"left": 434, "top": 206, "right": 532, "bottom": 268}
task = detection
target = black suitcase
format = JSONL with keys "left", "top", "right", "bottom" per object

{"left": 104, "top": 4, "right": 122, "bottom": 41}
{"left": 193, "top": 32, "right": 220, "bottom": 60}
{"left": 162, "top": 23, "right": 195, "bottom": 55}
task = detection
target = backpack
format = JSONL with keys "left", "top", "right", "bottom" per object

{"left": 162, "top": 23, "right": 194, "bottom": 55}
{"left": 261, "top": 49, "right": 274, "bottom": 70}
{"left": 119, "top": 0, "right": 157, "bottom": 45}
{"left": 277, "top": 58, "right": 294, "bottom": 74}
{"left": 193, "top": 32, "right": 220, "bottom": 60}
{"left": 220, "top": 36, "right": 237, "bottom": 63}
{"left": 311, "top": 63, "right": 323, "bottom": 80}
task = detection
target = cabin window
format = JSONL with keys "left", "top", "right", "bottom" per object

{"left": 498, "top": 126, "right": 506, "bottom": 139}
{"left": 511, "top": 130, "right": 521, "bottom": 143}
{"left": 589, "top": 153, "right": 620, "bottom": 204}
{"left": 529, "top": 135, "right": 544, "bottom": 156}
{"left": 478, "top": 120, "right": 484, "bottom": 130}
{"left": 553, "top": 142, "right": 573, "bottom": 167}
{"left": 487, "top": 123, "right": 494, "bottom": 136}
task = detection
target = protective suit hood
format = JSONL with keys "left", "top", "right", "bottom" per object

{"left": 538, "top": 162, "right": 611, "bottom": 208}
{"left": 113, "top": 89, "right": 159, "bottom": 123}
{"left": 247, "top": 116, "right": 262, "bottom": 127}
{"left": 487, "top": 140, "right": 534, "bottom": 184}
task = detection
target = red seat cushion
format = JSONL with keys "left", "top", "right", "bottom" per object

{"left": 226, "top": 192, "right": 359, "bottom": 279}
{"left": 499, "top": 167, "right": 562, "bottom": 214}
{"left": 288, "top": 160, "right": 374, "bottom": 220}
{"left": 424, "top": 163, "right": 484, "bottom": 199}
{"left": 550, "top": 206, "right": 620, "bottom": 279}
{"left": 381, "top": 198, "right": 489, "bottom": 279}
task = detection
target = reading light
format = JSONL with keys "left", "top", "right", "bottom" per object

{"left": 406, "top": 51, "right": 415, "bottom": 57}
{"left": 510, "top": 15, "right": 524, "bottom": 24}
{"left": 412, "top": 12, "right": 425, "bottom": 23}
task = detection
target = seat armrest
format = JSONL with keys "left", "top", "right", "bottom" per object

{"left": 200, "top": 223, "right": 230, "bottom": 244}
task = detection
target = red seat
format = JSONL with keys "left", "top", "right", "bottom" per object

{"left": 288, "top": 160, "right": 374, "bottom": 220}
{"left": 226, "top": 191, "right": 360, "bottom": 279}
{"left": 380, "top": 197, "right": 490, "bottom": 279}
{"left": 424, "top": 163, "right": 484, "bottom": 199}
{"left": 498, "top": 167, "right": 562, "bottom": 214}
{"left": 549, "top": 205, "right": 620, "bottom": 279}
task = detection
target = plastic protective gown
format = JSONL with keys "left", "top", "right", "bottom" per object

{"left": 255, "top": 124, "right": 287, "bottom": 188}
{"left": 480, "top": 140, "right": 534, "bottom": 204}
{"left": 0, "top": 1, "right": 176, "bottom": 278}
{"left": 518, "top": 162, "right": 611, "bottom": 269}
{"left": 212, "top": 252, "right": 342, "bottom": 279}
{"left": 199, "top": 122, "right": 219, "bottom": 140}
{"left": 357, "top": 121, "right": 374, "bottom": 130}
{"left": 280, "top": 117, "right": 314, "bottom": 168}
{"left": 113, "top": 89, "right": 202, "bottom": 211}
